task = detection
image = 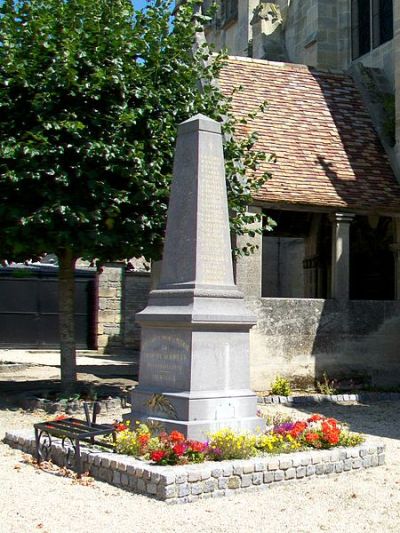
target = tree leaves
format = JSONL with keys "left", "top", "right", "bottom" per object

{"left": 0, "top": 0, "right": 272, "bottom": 264}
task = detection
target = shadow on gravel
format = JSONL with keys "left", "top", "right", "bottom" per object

{"left": 290, "top": 402, "right": 400, "bottom": 441}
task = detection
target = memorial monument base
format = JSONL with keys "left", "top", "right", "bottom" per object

{"left": 129, "top": 387, "right": 260, "bottom": 441}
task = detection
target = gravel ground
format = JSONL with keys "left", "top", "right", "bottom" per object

{"left": 1, "top": 400, "right": 400, "bottom": 533}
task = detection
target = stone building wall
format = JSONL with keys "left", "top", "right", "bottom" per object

{"left": 248, "top": 298, "right": 400, "bottom": 390}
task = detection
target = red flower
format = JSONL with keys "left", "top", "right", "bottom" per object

{"left": 308, "top": 414, "right": 324, "bottom": 423}
{"left": 290, "top": 421, "right": 307, "bottom": 438}
{"left": 172, "top": 443, "right": 186, "bottom": 456}
{"left": 54, "top": 415, "right": 68, "bottom": 421}
{"left": 169, "top": 430, "right": 185, "bottom": 443}
{"left": 114, "top": 423, "right": 128, "bottom": 432}
{"left": 188, "top": 441, "right": 207, "bottom": 453}
{"left": 138, "top": 434, "right": 150, "bottom": 447}
{"left": 151, "top": 450, "right": 166, "bottom": 463}
{"left": 305, "top": 432, "right": 320, "bottom": 443}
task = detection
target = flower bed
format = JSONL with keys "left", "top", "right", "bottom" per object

{"left": 112, "top": 414, "right": 364, "bottom": 466}
{"left": 4, "top": 428, "right": 385, "bottom": 504}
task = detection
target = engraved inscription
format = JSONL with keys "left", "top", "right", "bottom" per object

{"left": 197, "top": 154, "right": 233, "bottom": 285}
{"left": 140, "top": 334, "right": 190, "bottom": 388}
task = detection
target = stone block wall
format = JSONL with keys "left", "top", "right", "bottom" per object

{"left": 124, "top": 271, "right": 152, "bottom": 349}
{"left": 97, "top": 264, "right": 151, "bottom": 352}
{"left": 97, "top": 263, "right": 124, "bottom": 351}
{"left": 249, "top": 298, "right": 400, "bottom": 391}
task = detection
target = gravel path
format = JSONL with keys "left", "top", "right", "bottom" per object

{"left": 1, "top": 400, "right": 400, "bottom": 533}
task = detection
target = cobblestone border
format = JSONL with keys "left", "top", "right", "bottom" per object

{"left": 4, "top": 430, "right": 385, "bottom": 504}
{"left": 15, "top": 396, "right": 127, "bottom": 414}
{"left": 257, "top": 392, "right": 400, "bottom": 405}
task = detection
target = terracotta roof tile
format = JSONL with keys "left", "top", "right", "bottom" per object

{"left": 219, "top": 57, "right": 400, "bottom": 213}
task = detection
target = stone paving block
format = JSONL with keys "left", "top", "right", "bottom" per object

{"left": 285, "top": 468, "right": 296, "bottom": 480}
{"left": 241, "top": 474, "right": 253, "bottom": 488}
{"left": 243, "top": 463, "right": 255, "bottom": 474}
{"left": 227, "top": 476, "right": 241, "bottom": 489}
{"left": 267, "top": 459, "right": 280, "bottom": 471}
{"left": 203, "top": 479, "right": 216, "bottom": 493}
{"left": 263, "top": 471, "right": 274, "bottom": 484}
{"left": 335, "top": 462, "right": 344, "bottom": 473}
{"left": 218, "top": 477, "right": 228, "bottom": 490}
{"left": 324, "top": 463, "right": 334, "bottom": 474}
{"left": 252, "top": 473, "right": 263, "bottom": 485}
{"left": 191, "top": 483, "right": 203, "bottom": 496}
{"left": 223, "top": 465, "right": 233, "bottom": 476}
{"left": 112, "top": 471, "right": 121, "bottom": 485}
{"left": 343, "top": 459, "right": 352, "bottom": 471}
{"left": 279, "top": 458, "right": 293, "bottom": 470}
{"left": 177, "top": 484, "right": 190, "bottom": 498}
{"left": 188, "top": 471, "right": 201, "bottom": 483}
{"left": 296, "top": 467, "right": 306, "bottom": 478}
{"left": 306, "top": 465, "right": 316, "bottom": 476}
{"left": 274, "top": 471, "right": 284, "bottom": 482}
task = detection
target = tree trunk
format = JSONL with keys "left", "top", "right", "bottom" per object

{"left": 58, "top": 248, "right": 77, "bottom": 393}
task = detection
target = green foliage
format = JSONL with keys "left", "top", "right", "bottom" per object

{"left": 270, "top": 375, "right": 292, "bottom": 396}
{"left": 0, "top": 0, "right": 272, "bottom": 264}
{"left": 338, "top": 430, "right": 364, "bottom": 447}
{"left": 316, "top": 372, "right": 337, "bottom": 395}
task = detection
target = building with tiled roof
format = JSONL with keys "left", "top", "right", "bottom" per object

{"left": 191, "top": 0, "right": 400, "bottom": 390}
{"left": 220, "top": 57, "right": 400, "bottom": 214}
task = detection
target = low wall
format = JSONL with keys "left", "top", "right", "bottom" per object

{"left": 5, "top": 430, "right": 385, "bottom": 504}
{"left": 249, "top": 298, "right": 400, "bottom": 390}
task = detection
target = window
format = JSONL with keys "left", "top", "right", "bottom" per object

{"left": 352, "top": 0, "right": 393, "bottom": 60}
{"left": 221, "top": 0, "right": 238, "bottom": 26}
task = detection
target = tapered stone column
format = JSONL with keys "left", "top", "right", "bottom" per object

{"left": 330, "top": 213, "right": 355, "bottom": 301}
{"left": 128, "top": 115, "right": 258, "bottom": 440}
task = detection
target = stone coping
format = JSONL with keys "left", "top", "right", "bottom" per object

{"left": 257, "top": 392, "right": 400, "bottom": 405}
{"left": 4, "top": 430, "right": 385, "bottom": 504}
{"left": 15, "top": 396, "right": 127, "bottom": 414}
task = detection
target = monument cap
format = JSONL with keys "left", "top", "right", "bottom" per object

{"left": 179, "top": 113, "right": 221, "bottom": 135}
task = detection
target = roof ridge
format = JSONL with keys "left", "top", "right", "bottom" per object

{"left": 225, "top": 55, "right": 348, "bottom": 78}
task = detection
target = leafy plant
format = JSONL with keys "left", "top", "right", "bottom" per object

{"left": 270, "top": 375, "right": 292, "bottom": 396}
{"left": 316, "top": 372, "right": 337, "bottom": 395}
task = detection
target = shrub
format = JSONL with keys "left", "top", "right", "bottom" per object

{"left": 271, "top": 375, "right": 292, "bottom": 396}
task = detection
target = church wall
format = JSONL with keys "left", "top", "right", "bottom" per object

{"left": 249, "top": 298, "right": 400, "bottom": 390}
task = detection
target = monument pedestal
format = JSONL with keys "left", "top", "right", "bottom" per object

{"left": 128, "top": 115, "right": 258, "bottom": 439}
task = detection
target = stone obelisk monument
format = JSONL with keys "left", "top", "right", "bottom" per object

{"left": 129, "top": 114, "right": 258, "bottom": 439}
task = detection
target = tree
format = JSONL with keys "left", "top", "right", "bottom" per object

{"left": 0, "top": 0, "right": 271, "bottom": 392}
